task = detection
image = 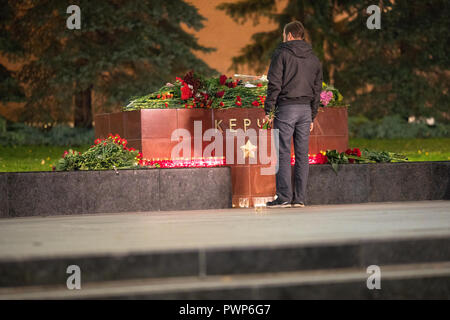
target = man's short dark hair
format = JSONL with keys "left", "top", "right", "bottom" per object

{"left": 284, "top": 21, "right": 305, "bottom": 40}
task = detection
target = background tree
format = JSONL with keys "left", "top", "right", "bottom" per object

{"left": 216, "top": 0, "right": 346, "bottom": 80}
{"left": 335, "top": 0, "right": 449, "bottom": 122}
{"left": 0, "top": 0, "right": 25, "bottom": 104}
{"left": 218, "top": 0, "right": 449, "bottom": 123}
{"left": 3, "top": 0, "right": 216, "bottom": 128}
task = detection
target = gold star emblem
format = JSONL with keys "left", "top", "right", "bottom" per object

{"left": 240, "top": 140, "right": 257, "bottom": 159}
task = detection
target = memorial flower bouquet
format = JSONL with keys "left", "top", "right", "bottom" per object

{"left": 124, "top": 71, "right": 267, "bottom": 111}
{"left": 320, "top": 82, "right": 347, "bottom": 107}
{"left": 54, "top": 134, "right": 158, "bottom": 171}
{"left": 324, "top": 148, "right": 408, "bottom": 173}
{"left": 124, "top": 71, "right": 347, "bottom": 112}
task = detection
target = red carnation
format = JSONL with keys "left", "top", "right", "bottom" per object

{"left": 216, "top": 90, "right": 225, "bottom": 98}
{"left": 353, "top": 148, "right": 362, "bottom": 157}
{"left": 318, "top": 153, "right": 328, "bottom": 164}
{"left": 219, "top": 102, "right": 224, "bottom": 107}
{"left": 252, "top": 100, "right": 260, "bottom": 107}
{"left": 257, "top": 83, "right": 263, "bottom": 87}
{"left": 219, "top": 75, "right": 227, "bottom": 85}
{"left": 227, "top": 81, "right": 237, "bottom": 88}
{"left": 236, "top": 96, "right": 241, "bottom": 101}
{"left": 235, "top": 101, "right": 242, "bottom": 107}
{"left": 181, "top": 83, "right": 192, "bottom": 100}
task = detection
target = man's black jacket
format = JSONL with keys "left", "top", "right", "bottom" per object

{"left": 265, "top": 40, "right": 323, "bottom": 122}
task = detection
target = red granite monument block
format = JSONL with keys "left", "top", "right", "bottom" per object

{"left": 94, "top": 113, "right": 110, "bottom": 139}
{"left": 141, "top": 109, "right": 177, "bottom": 139}
{"left": 97, "top": 106, "right": 349, "bottom": 207}
{"left": 109, "top": 112, "right": 125, "bottom": 137}
{"left": 177, "top": 108, "right": 213, "bottom": 135}
{"left": 124, "top": 110, "right": 141, "bottom": 140}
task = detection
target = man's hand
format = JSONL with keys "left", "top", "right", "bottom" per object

{"left": 264, "top": 114, "right": 273, "bottom": 128}
{"left": 310, "top": 122, "right": 314, "bottom": 132}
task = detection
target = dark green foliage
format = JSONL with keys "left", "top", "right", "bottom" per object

{"left": 0, "top": 0, "right": 25, "bottom": 103}
{"left": 217, "top": 0, "right": 343, "bottom": 73}
{"left": 348, "top": 115, "right": 450, "bottom": 139}
{"left": 218, "top": 0, "right": 449, "bottom": 124}
{"left": 1, "top": 0, "right": 216, "bottom": 126}
{"left": 335, "top": 0, "right": 450, "bottom": 123}
{"left": 0, "top": 122, "right": 94, "bottom": 146}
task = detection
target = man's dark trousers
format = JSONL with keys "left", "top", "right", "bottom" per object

{"left": 273, "top": 104, "right": 311, "bottom": 204}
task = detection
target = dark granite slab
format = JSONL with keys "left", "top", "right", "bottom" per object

{"left": 368, "top": 162, "right": 434, "bottom": 202}
{"left": 359, "top": 237, "right": 450, "bottom": 266}
{"left": 307, "top": 163, "right": 370, "bottom": 205}
{"left": 159, "top": 167, "right": 232, "bottom": 211}
{"left": 0, "top": 250, "right": 199, "bottom": 287}
{"left": 1, "top": 162, "right": 449, "bottom": 217}
{"left": 204, "top": 243, "right": 360, "bottom": 275}
{"left": 7, "top": 171, "right": 85, "bottom": 217}
{"left": 81, "top": 169, "right": 160, "bottom": 214}
{"left": 431, "top": 161, "right": 450, "bottom": 200}
{"left": 0, "top": 173, "right": 7, "bottom": 218}
{"left": 1, "top": 167, "right": 232, "bottom": 218}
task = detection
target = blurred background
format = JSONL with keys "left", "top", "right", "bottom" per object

{"left": 0, "top": 0, "right": 449, "bottom": 171}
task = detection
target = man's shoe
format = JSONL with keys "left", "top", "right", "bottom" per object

{"left": 292, "top": 202, "right": 305, "bottom": 208}
{"left": 266, "top": 198, "right": 291, "bottom": 208}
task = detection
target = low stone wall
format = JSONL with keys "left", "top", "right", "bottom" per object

{"left": 0, "top": 161, "right": 448, "bottom": 218}
{"left": 306, "top": 161, "right": 450, "bottom": 204}
{"left": 0, "top": 167, "right": 232, "bottom": 218}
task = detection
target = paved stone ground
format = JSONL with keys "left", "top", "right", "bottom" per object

{"left": 0, "top": 201, "right": 449, "bottom": 260}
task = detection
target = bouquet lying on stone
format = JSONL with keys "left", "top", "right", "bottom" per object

{"left": 124, "top": 71, "right": 347, "bottom": 111}
{"left": 323, "top": 148, "right": 408, "bottom": 173}
{"left": 54, "top": 134, "right": 158, "bottom": 171}
{"left": 124, "top": 71, "right": 267, "bottom": 111}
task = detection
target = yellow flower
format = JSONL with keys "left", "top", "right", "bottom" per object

{"left": 41, "top": 159, "right": 45, "bottom": 165}
{"left": 425, "top": 152, "right": 429, "bottom": 156}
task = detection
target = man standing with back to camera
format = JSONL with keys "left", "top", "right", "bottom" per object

{"left": 265, "top": 21, "right": 323, "bottom": 208}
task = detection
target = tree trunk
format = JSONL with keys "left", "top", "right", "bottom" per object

{"left": 74, "top": 84, "right": 93, "bottom": 128}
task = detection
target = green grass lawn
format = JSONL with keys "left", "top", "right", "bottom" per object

{"left": 0, "top": 145, "right": 91, "bottom": 172}
{"left": 0, "top": 138, "right": 449, "bottom": 172}
{"left": 349, "top": 138, "right": 450, "bottom": 162}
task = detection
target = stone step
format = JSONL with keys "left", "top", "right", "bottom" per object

{"left": 1, "top": 262, "right": 449, "bottom": 299}
{"left": 1, "top": 235, "right": 449, "bottom": 288}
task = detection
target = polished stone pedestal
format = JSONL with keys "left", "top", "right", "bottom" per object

{"left": 0, "top": 167, "right": 232, "bottom": 218}
{"left": 95, "top": 107, "right": 349, "bottom": 207}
